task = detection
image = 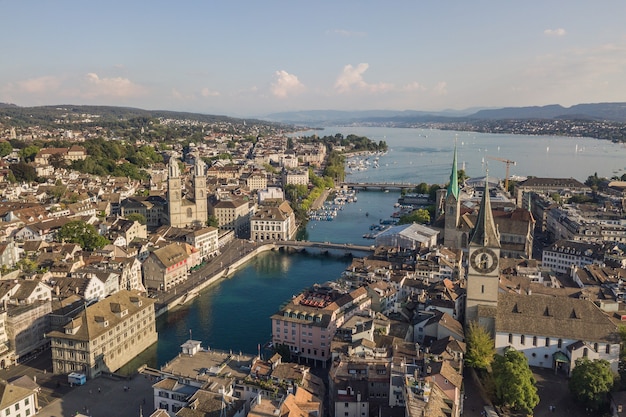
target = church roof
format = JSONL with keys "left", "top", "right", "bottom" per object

{"left": 496, "top": 292, "right": 619, "bottom": 343}
{"left": 469, "top": 177, "right": 500, "bottom": 248}
{"left": 446, "top": 145, "right": 459, "bottom": 200}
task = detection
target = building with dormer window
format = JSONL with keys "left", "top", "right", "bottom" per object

{"left": 47, "top": 290, "right": 156, "bottom": 378}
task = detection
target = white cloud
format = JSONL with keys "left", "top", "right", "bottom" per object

{"left": 544, "top": 28, "right": 566, "bottom": 37}
{"left": 334, "top": 63, "right": 394, "bottom": 94}
{"left": 334, "top": 63, "right": 370, "bottom": 93}
{"left": 171, "top": 88, "right": 196, "bottom": 101}
{"left": 14, "top": 76, "right": 61, "bottom": 94}
{"left": 201, "top": 88, "right": 220, "bottom": 97}
{"left": 271, "top": 70, "right": 305, "bottom": 98}
{"left": 432, "top": 82, "right": 448, "bottom": 96}
{"left": 402, "top": 82, "right": 422, "bottom": 92}
{"left": 83, "top": 73, "right": 145, "bottom": 98}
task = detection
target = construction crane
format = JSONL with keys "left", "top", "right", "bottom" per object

{"left": 487, "top": 156, "right": 516, "bottom": 191}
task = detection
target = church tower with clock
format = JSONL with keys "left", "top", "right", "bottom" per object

{"left": 465, "top": 175, "right": 501, "bottom": 335}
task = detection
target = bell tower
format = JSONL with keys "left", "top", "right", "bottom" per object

{"left": 444, "top": 144, "right": 461, "bottom": 249}
{"left": 465, "top": 174, "right": 501, "bottom": 334}
{"left": 167, "top": 157, "right": 183, "bottom": 227}
{"left": 193, "top": 156, "right": 208, "bottom": 226}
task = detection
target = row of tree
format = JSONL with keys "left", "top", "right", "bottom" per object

{"left": 465, "top": 322, "right": 617, "bottom": 414}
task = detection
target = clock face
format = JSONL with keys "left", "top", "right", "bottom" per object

{"left": 470, "top": 247, "right": 498, "bottom": 274}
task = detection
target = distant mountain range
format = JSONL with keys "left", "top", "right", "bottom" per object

{"left": 263, "top": 102, "right": 626, "bottom": 125}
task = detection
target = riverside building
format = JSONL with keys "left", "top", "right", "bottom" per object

{"left": 47, "top": 290, "right": 156, "bottom": 378}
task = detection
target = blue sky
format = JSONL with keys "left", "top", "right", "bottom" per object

{"left": 2, "top": 1, "right": 625, "bottom": 117}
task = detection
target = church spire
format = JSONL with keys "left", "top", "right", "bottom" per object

{"left": 447, "top": 143, "right": 459, "bottom": 200}
{"left": 470, "top": 173, "right": 500, "bottom": 247}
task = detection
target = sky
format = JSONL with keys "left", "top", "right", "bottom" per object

{"left": 2, "top": 1, "right": 626, "bottom": 117}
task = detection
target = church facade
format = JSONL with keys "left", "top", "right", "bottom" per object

{"left": 167, "top": 157, "right": 208, "bottom": 228}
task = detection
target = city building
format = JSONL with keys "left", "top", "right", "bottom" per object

{"left": 271, "top": 286, "right": 371, "bottom": 366}
{"left": 185, "top": 226, "right": 219, "bottom": 261}
{"left": 250, "top": 201, "right": 297, "bottom": 241}
{"left": 47, "top": 290, "right": 157, "bottom": 378}
{"left": 0, "top": 379, "right": 38, "bottom": 417}
{"left": 542, "top": 239, "right": 605, "bottom": 275}
{"left": 142, "top": 243, "right": 190, "bottom": 291}
{"left": 210, "top": 198, "right": 250, "bottom": 238}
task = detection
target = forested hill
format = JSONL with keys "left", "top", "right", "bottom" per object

{"left": 0, "top": 104, "right": 290, "bottom": 131}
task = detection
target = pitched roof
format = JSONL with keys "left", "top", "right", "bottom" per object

{"left": 46, "top": 290, "right": 155, "bottom": 341}
{"left": 496, "top": 292, "right": 619, "bottom": 343}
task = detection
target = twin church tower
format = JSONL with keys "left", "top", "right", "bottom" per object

{"left": 444, "top": 145, "right": 501, "bottom": 333}
{"left": 167, "top": 156, "right": 208, "bottom": 228}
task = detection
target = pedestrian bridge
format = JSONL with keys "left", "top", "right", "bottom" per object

{"left": 341, "top": 181, "right": 417, "bottom": 191}
{"left": 273, "top": 240, "right": 375, "bottom": 258}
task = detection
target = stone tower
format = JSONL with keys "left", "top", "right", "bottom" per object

{"left": 167, "top": 157, "right": 183, "bottom": 227}
{"left": 465, "top": 175, "right": 501, "bottom": 335}
{"left": 193, "top": 157, "right": 208, "bottom": 225}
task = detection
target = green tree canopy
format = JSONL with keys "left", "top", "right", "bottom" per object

{"left": 465, "top": 321, "right": 495, "bottom": 370}
{"left": 19, "top": 145, "right": 40, "bottom": 162}
{"left": 569, "top": 358, "right": 614, "bottom": 411}
{"left": 125, "top": 213, "right": 147, "bottom": 225}
{"left": 206, "top": 215, "right": 219, "bottom": 228}
{"left": 0, "top": 141, "right": 12, "bottom": 157}
{"left": 492, "top": 348, "right": 539, "bottom": 414}
{"left": 10, "top": 162, "right": 38, "bottom": 182}
{"left": 58, "top": 220, "right": 109, "bottom": 251}
{"left": 398, "top": 208, "right": 430, "bottom": 225}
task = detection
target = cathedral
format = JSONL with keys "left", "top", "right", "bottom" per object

{"left": 440, "top": 146, "right": 535, "bottom": 258}
{"left": 167, "top": 156, "right": 208, "bottom": 228}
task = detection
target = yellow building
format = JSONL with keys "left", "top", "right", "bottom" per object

{"left": 47, "top": 290, "right": 157, "bottom": 379}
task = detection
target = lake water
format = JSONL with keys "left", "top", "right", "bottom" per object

{"left": 126, "top": 127, "right": 626, "bottom": 369}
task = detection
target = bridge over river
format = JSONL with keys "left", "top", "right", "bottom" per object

{"left": 341, "top": 181, "right": 418, "bottom": 191}
{"left": 275, "top": 240, "right": 375, "bottom": 258}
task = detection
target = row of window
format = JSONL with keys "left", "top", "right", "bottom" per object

{"left": 507, "top": 334, "right": 611, "bottom": 354}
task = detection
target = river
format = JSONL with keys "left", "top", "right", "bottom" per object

{"left": 123, "top": 127, "right": 626, "bottom": 370}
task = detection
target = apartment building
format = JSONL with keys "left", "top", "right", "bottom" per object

{"left": 542, "top": 239, "right": 605, "bottom": 274}
{"left": 250, "top": 201, "right": 296, "bottom": 242}
{"left": 47, "top": 290, "right": 156, "bottom": 378}
{"left": 271, "top": 286, "right": 371, "bottom": 366}
{"left": 185, "top": 227, "right": 219, "bottom": 261}
{"left": 210, "top": 198, "right": 250, "bottom": 238}
{"left": 142, "top": 243, "right": 190, "bottom": 291}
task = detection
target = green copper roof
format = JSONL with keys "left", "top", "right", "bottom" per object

{"left": 446, "top": 145, "right": 459, "bottom": 200}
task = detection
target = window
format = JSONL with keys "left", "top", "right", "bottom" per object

{"left": 520, "top": 335, "right": 525, "bottom": 345}
{"left": 594, "top": 343, "right": 598, "bottom": 352}
{"left": 606, "top": 345, "right": 611, "bottom": 354}
{"left": 545, "top": 337, "right": 550, "bottom": 347}
{"left": 532, "top": 336, "right": 537, "bottom": 346}
{"left": 558, "top": 339, "right": 562, "bottom": 348}
{"left": 508, "top": 333, "right": 512, "bottom": 344}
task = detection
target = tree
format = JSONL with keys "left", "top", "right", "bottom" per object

{"left": 206, "top": 216, "right": 219, "bottom": 228}
{"left": 569, "top": 358, "right": 614, "bottom": 411}
{"left": 492, "top": 348, "right": 539, "bottom": 414}
{"left": 126, "top": 213, "right": 147, "bottom": 225}
{"left": 58, "top": 220, "right": 109, "bottom": 251}
{"left": 0, "top": 141, "right": 12, "bottom": 157}
{"left": 465, "top": 321, "right": 495, "bottom": 370}
{"left": 398, "top": 208, "right": 430, "bottom": 225}
{"left": 19, "top": 145, "right": 40, "bottom": 162}
{"left": 10, "top": 162, "right": 38, "bottom": 182}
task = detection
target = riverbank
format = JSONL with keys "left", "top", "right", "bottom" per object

{"left": 154, "top": 240, "right": 274, "bottom": 317}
